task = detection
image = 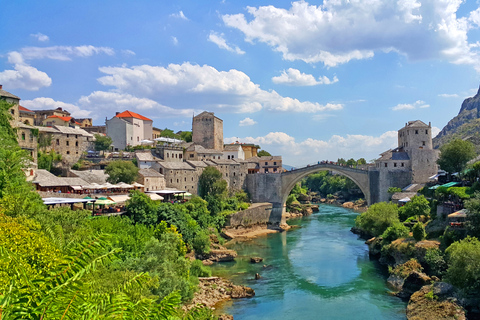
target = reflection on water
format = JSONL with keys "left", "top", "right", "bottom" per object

{"left": 211, "top": 204, "right": 407, "bottom": 320}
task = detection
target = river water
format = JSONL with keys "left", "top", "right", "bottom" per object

{"left": 211, "top": 204, "right": 407, "bottom": 320}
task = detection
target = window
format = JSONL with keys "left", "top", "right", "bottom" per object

{"left": 384, "top": 163, "right": 388, "bottom": 167}
{"left": 190, "top": 154, "right": 194, "bottom": 158}
{"left": 184, "top": 177, "right": 186, "bottom": 182}
{"left": 425, "top": 130, "right": 428, "bottom": 134}
{"left": 274, "top": 161, "right": 277, "bottom": 165}
{"left": 75, "top": 141, "right": 78, "bottom": 147}
{"left": 56, "top": 139, "right": 60, "bottom": 145}
{"left": 67, "top": 134, "right": 69, "bottom": 138}
{"left": 401, "top": 163, "right": 404, "bottom": 167}
{"left": 10, "top": 109, "right": 14, "bottom": 115}
{"left": 232, "top": 155, "right": 234, "bottom": 159}
{"left": 21, "top": 133, "right": 25, "bottom": 140}
{"left": 228, "top": 155, "right": 231, "bottom": 159}
{"left": 66, "top": 141, "right": 69, "bottom": 146}
{"left": 415, "top": 130, "right": 418, "bottom": 134}
{"left": 192, "top": 177, "right": 193, "bottom": 181}
{"left": 170, "top": 179, "right": 172, "bottom": 183}
{"left": 175, "top": 154, "right": 178, "bottom": 158}
{"left": 137, "top": 137, "right": 139, "bottom": 142}
{"left": 394, "top": 163, "right": 397, "bottom": 167}
{"left": 167, "top": 153, "right": 169, "bottom": 158}
{"left": 66, "top": 151, "right": 70, "bottom": 154}
{"left": 177, "top": 179, "right": 179, "bottom": 183}
{"left": 179, "top": 154, "right": 182, "bottom": 159}
{"left": 233, "top": 172, "right": 236, "bottom": 176}
{"left": 75, "top": 135, "right": 78, "bottom": 139}
{"left": 265, "top": 162, "right": 268, "bottom": 165}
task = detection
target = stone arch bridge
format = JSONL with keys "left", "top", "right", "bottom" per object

{"left": 245, "top": 162, "right": 409, "bottom": 226}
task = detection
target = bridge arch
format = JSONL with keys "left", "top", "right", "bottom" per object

{"left": 280, "top": 164, "right": 370, "bottom": 209}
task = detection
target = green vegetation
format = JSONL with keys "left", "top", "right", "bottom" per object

{"left": 355, "top": 202, "right": 399, "bottom": 237}
{"left": 105, "top": 160, "right": 139, "bottom": 184}
{"left": 257, "top": 150, "right": 271, "bottom": 157}
{"left": 412, "top": 222, "right": 426, "bottom": 241}
{"left": 381, "top": 223, "right": 410, "bottom": 244}
{"left": 445, "top": 236, "right": 480, "bottom": 295}
{"left": 93, "top": 133, "right": 113, "bottom": 153}
{"left": 179, "top": 131, "right": 192, "bottom": 142}
{"left": 437, "top": 138, "right": 476, "bottom": 173}
{"left": 303, "top": 171, "right": 358, "bottom": 197}
{"left": 0, "top": 106, "right": 222, "bottom": 318}
{"left": 398, "top": 195, "right": 430, "bottom": 221}
{"left": 38, "top": 150, "right": 62, "bottom": 172}
{"left": 387, "top": 187, "right": 402, "bottom": 194}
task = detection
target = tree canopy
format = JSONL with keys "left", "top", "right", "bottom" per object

{"left": 257, "top": 150, "right": 271, "bottom": 157}
{"left": 94, "top": 134, "right": 113, "bottom": 152}
{"left": 105, "top": 160, "right": 139, "bottom": 184}
{"left": 355, "top": 202, "right": 400, "bottom": 237}
{"left": 198, "top": 166, "right": 227, "bottom": 199}
{"left": 437, "top": 138, "right": 476, "bottom": 173}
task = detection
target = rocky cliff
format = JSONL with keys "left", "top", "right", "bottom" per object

{"left": 433, "top": 86, "right": 480, "bottom": 149}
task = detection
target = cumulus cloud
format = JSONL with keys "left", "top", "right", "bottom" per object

{"left": 225, "top": 130, "right": 398, "bottom": 165}
{"left": 78, "top": 91, "right": 196, "bottom": 119}
{"left": 20, "top": 45, "right": 114, "bottom": 61}
{"left": 239, "top": 117, "right": 257, "bottom": 126}
{"left": 222, "top": 0, "right": 480, "bottom": 69}
{"left": 170, "top": 11, "right": 188, "bottom": 20}
{"left": 22, "top": 97, "right": 91, "bottom": 118}
{"left": 392, "top": 100, "right": 429, "bottom": 111}
{"left": 0, "top": 52, "right": 52, "bottom": 91}
{"left": 30, "top": 33, "right": 49, "bottom": 42}
{"left": 96, "top": 62, "right": 342, "bottom": 113}
{"left": 272, "top": 68, "right": 338, "bottom": 86}
{"left": 438, "top": 93, "right": 459, "bottom": 98}
{"left": 208, "top": 32, "right": 245, "bottom": 54}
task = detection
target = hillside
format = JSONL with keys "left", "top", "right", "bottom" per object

{"left": 433, "top": 86, "right": 480, "bottom": 150}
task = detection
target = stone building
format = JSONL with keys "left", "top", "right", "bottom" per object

{"left": 373, "top": 120, "right": 439, "bottom": 201}
{"left": 38, "top": 125, "right": 94, "bottom": 166}
{"left": 223, "top": 144, "right": 245, "bottom": 160}
{"left": 19, "top": 106, "right": 35, "bottom": 125}
{"left": 76, "top": 118, "right": 93, "bottom": 127}
{"left": 106, "top": 110, "right": 153, "bottom": 150}
{"left": 206, "top": 159, "right": 248, "bottom": 190}
{"left": 155, "top": 144, "right": 184, "bottom": 162}
{"left": 137, "top": 168, "right": 165, "bottom": 192}
{"left": 34, "top": 107, "right": 71, "bottom": 126}
{"left": 156, "top": 162, "right": 198, "bottom": 193}
{"left": 152, "top": 127, "right": 162, "bottom": 140}
{"left": 192, "top": 111, "right": 223, "bottom": 150}
{"left": 238, "top": 143, "right": 260, "bottom": 159}
{"left": 1, "top": 86, "right": 38, "bottom": 165}
{"left": 247, "top": 156, "right": 283, "bottom": 173}
{"left": 42, "top": 115, "right": 79, "bottom": 127}
{"left": 185, "top": 144, "right": 223, "bottom": 161}
{"left": 136, "top": 152, "right": 159, "bottom": 169}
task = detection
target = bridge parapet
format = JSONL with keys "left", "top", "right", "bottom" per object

{"left": 283, "top": 163, "right": 368, "bottom": 176}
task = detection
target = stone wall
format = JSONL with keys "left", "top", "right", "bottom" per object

{"left": 246, "top": 173, "right": 283, "bottom": 204}
{"left": 374, "top": 168, "right": 413, "bottom": 202}
{"left": 224, "top": 203, "right": 273, "bottom": 228}
{"left": 39, "top": 129, "right": 93, "bottom": 166}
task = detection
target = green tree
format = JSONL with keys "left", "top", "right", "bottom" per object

{"left": 160, "top": 128, "right": 180, "bottom": 139}
{"left": 37, "top": 150, "right": 62, "bottom": 172}
{"left": 355, "top": 202, "right": 400, "bottom": 237}
{"left": 94, "top": 133, "right": 113, "bottom": 154}
{"left": 412, "top": 222, "right": 426, "bottom": 241}
{"left": 126, "top": 190, "right": 159, "bottom": 225}
{"left": 179, "top": 131, "right": 192, "bottom": 142}
{"left": 445, "top": 236, "right": 480, "bottom": 294}
{"left": 387, "top": 187, "right": 402, "bottom": 194}
{"left": 346, "top": 158, "right": 356, "bottom": 167}
{"left": 257, "top": 150, "right": 271, "bottom": 157}
{"left": 398, "top": 195, "right": 430, "bottom": 221}
{"left": 0, "top": 100, "right": 45, "bottom": 218}
{"left": 105, "top": 160, "right": 139, "bottom": 183}
{"left": 381, "top": 223, "right": 410, "bottom": 243}
{"left": 465, "top": 192, "right": 480, "bottom": 238}
{"left": 357, "top": 158, "right": 367, "bottom": 165}
{"left": 437, "top": 138, "right": 476, "bottom": 173}
{"left": 198, "top": 166, "right": 227, "bottom": 199}
{"left": 337, "top": 158, "right": 347, "bottom": 165}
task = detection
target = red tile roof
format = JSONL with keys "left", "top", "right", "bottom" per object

{"left": 115, "top": 110, "right": 152, "bottom": 121}
{"left": 47, "top": 115, "right": 73, "bottom": 122}
{"left": 19, "top": 105, "right": 34, "bottom": 113}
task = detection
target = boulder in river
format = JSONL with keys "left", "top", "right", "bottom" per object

{"left": 250, "top": 257, "right": 263, "bottom": 263}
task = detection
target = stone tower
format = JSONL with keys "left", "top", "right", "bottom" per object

{"left": 192, "top": 111, "right": 223, "bottom": 150}
{"left": 398, "top": 120, "right": 438, "bottom": 183}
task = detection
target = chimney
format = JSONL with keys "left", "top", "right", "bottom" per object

{"left": 116, "top": 112, "right": 120, "bottom": 116}
{"left": 0, "top": 85, "right": 2, "bottom": 90}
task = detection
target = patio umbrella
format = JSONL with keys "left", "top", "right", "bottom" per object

{"left": 95, "top": 199, "right": 116, "bottom": 206}
{"left": 141, "top": 139, "right": 154, "bottom": 145}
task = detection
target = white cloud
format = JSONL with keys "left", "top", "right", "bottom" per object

{"left": 96, "top": 62, "right": 342, "bottom": 113}
{"left": 22, "top": 97, "right": 91, "bottom": 118}
{"left": 239, "top": 117, "right": 257, "bottom": 126}
{"left": 226, "top": 130, "right": 398, "bottom": 166}
{"left": 30, "top": 33, "right": 49, "bottom": 42}
{"left": 121, "top": 49, "right": 136, "bottom": 56}
{"left": 208, "top": 32, "right": 245, "bottom": 54}
{"left": 222, "top": 0, "right": 480, "bottom": 69}
{"left": 78, "top": 91, "right": 196, "bottom": 119}
{"left": 432, "top": 126, "right": 441, "bottom": 137}
{"left": 170, "top": 11, "right": 188, "bottom": 20}
{"left": 392, "top": 100, "right": 429, "bottom": 111}
{"left": 0, "top": 52, "right": 52, "bottom": 91}
{"left": 20, "top": 45, "right": 114, "bottom": 61}
{"left": 172, "top": 36, "right": 179, "bottom": 45}
{"left": 272, "top": 68, "right": 338, "bottom": 86}
{"left": 438, "top": 93, "right": 459, "bottom": 98}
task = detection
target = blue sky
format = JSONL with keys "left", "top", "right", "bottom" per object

{"left": 2, "top": 0, "right": 480, "bottom": 166}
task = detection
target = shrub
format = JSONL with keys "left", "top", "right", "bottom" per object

{"left": 381, "top": 223, "right": 410, "bottom": 244}
{"left": 286, "top": 194, "right": 297, "bottom": 207}
{"left": 398, "top": 195, "right": 430, "bottom": 222}
{"left": 445, "top": 236, "right": 480, "bottom": 294}
{"left": 190, "top": 259, "right": 212, "bottom": 278}
{"left": 424, "top": 248, "right": 447, "bottom": 278}
{"left": 355, "top": 202, "right": 400, "bottom": 237}
{"left": 412, "top": 222, "right": 426, "bottom": 241}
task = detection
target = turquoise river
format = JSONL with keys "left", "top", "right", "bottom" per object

{"left": 211, "top": 204, "right": 407, "bottom": 320}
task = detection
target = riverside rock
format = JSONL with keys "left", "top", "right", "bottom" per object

{"left": 250, "top": 257, "right": 263, "bottom": 263}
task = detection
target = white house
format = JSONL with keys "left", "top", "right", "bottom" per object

{"left": 106, "top": 110, "right": 153, "bottom": 150}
